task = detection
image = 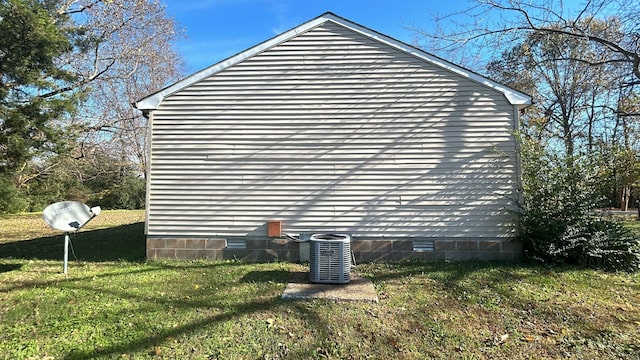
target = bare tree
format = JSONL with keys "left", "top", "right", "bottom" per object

{"left": 412, "top": 0, "right": 640, "bottom": 210}
{"left": 63, "top": 0, "right": 184, "bottom": 177}
{"left": 27, "top": 0, "right": 184, "bottom": 182}
{"left": 1, "top": 0, "right": 182, "bottom": 210}
{"left": 413, "top": 0, "right": 640, "bottom": 92}
{"left": 487, "top": 19, "right": 624, "bottom": 159}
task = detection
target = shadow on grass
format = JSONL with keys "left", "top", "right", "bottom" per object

{"left": 0, "top": 222, "right": 145, "bottom": 262}
{"left": 0, "top": 263, "right": 22, "bottom": 273}
{"left": 3, "top": 256, "right": 636, "bottom": 359}
{"left": 63, "top": 296, "right": 284, "bottom": 360}
{"left": 241, "top": 270, "right": 292, "bottom": 283}
{"left": 60, "top": 263, "right": 297, "bottom": 359}
{"left": 361, "top": 260, "right": 639, "bottom": 357}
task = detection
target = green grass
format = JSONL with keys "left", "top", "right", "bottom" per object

{"left": 626, "top": 219, "right": 640, "bottom": 233}
{"left": 0, "top": 210, "right": 145, "bottom": 261}
{"left": 0, "top": 212, "right": 639, "bottom": 359}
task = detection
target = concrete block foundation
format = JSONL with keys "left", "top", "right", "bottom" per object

{"left": 146, "top": 236, "right": 522, "bottom": 262}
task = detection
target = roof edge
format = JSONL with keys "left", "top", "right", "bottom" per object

{"left": 319, "top": 13, "right": 532, "bottom": 106}
{"left": 135, "top": 13, "right": 331, "bottom": 111}
{"left": 136, "top": 12, "right": 531, "bottom": 111}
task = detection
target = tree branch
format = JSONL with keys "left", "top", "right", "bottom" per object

{"left": 38, "top": 57, "right": 116, "bottom": 99}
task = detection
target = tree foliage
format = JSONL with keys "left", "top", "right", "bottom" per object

{"left": 59, "top": 0, "right": 183, "bottom": 179}
{"left": 417, "top": 0, "right": 640, "bottom": 90}
{"left": 0, "top": 0, "right": 182, "bottom": 212}
{"left": 517, "top": 138, "right": 640, "bottom": 271}
{"left": 0, "top": 173, "right": 27, "bottom": 213}
{"left": 487, "top": 19, "right": 625, "bottom": 158}
{"left": 19, "top": 148, "right": 145, "bottom": 211}
{"left": 0, "top": 0, "right": 80, "bottom": 174}
{"left": 415, "top": 0, "right": 640, "bottom": 270}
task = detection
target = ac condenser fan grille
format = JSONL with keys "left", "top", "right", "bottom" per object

{"left": 309, "top": 234, "right": 351, "bottom": 284}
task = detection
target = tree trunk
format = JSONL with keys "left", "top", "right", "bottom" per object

{"left": 621, "top": 186, "right": 630, "bottom": 211}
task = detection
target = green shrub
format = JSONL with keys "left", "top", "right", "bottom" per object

{"left": 516, "top": 139, "right": 640, "bottom": 272}
{"left": 92, "top": 175, "right": 145, "bottom": 210}
{"left": 519, "top": 211, "right": 640, "bottom": 271}
{"left": 0, "top": 175, "right": 28, "bottom": 214}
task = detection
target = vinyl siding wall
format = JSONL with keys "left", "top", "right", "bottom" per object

{"left": 147, "top": 22, "right": 519, "bottom": 245}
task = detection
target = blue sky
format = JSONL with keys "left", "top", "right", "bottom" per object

{"left": 162, "top": 0, "right": 592, "bottom": 75}
{"left": 162, "top": 0, "right": 471, "bottom": 73}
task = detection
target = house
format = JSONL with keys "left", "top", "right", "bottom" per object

{"left": 135, "top": 12, "right": 532, "bottom": 262}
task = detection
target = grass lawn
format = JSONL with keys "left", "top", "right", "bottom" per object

{"left": 626, "top": 219, "right": 640, "bottom": 233}
{"left": 0, "top": 212, "right": 639, "bottom": 359}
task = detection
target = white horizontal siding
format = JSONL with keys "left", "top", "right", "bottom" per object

{"left": 147, "top": 22, "right": 519, "bottom": 238}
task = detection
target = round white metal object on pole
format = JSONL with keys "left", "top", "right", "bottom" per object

{"left": 43, "top": 201, "right": 100, "bottom": 275}
{"left": 43, "top": 201, "right": 94, "bottom": 232}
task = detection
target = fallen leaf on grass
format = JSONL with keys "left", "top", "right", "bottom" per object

{"left": 147, "top": 347, "right": 161, "bottom": 356}
{"left": 523, "top": 335, "right": 537, "bottom": 342}
{"left": 387, "top": 336, "right": 398, "bottom": 347}
{"left": 387, "top": 336, "right": 402, "bottom": 351}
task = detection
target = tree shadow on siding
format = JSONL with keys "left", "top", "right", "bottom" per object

{"left": 0, "top": 222, "right": 146, "bottom": 262}
{"left": 242, "top": 50, "right": 518, "bottom": 239}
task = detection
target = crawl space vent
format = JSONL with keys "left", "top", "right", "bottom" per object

{"left": 413, "top": 240, "right": 435, "bottom": 252}
{"left": 226, "top": 239, "right": 246, "bottom": 249}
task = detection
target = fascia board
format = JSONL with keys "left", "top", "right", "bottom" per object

{"left": 320, "top": 13, "right": 532, "bottom": 106}
{"left": 135, "top": 16, "right": 329, "bottom": 111}
{"left": 136, "top": 12, "right": 532, "bottom": 110}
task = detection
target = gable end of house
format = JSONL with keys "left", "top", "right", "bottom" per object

{"left": 139, "top": 12, "right": 528, "bottom": 262}
{"left": 136, "top": 12, "right": 531, "bottom": 112}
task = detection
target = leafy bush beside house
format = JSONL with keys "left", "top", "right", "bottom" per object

{"left": 515, "top": 139, "right": 640, "bottom": 272}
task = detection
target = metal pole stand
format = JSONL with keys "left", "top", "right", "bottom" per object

{"left": 63, "top": 232, "right": 70, "bottom": 275}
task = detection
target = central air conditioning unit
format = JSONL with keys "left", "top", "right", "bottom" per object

{"left": 309, "top": 233, "right": 351, "bottom": 284}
